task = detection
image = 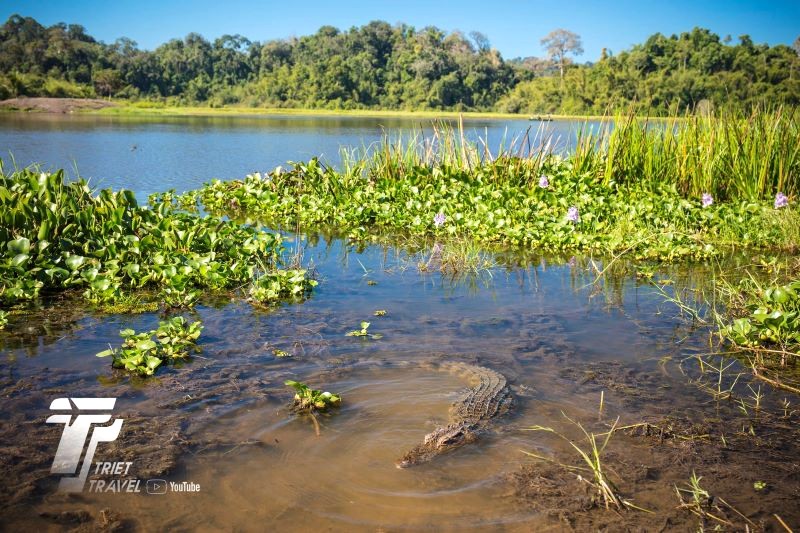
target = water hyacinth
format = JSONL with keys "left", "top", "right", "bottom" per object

{"left": 774, "top": 192, "right": 789, "bottom": 209}
{"left": 701, "top": 193, "right": 714, "bottom": 208}
{"left": 433, "top": 212, "right": 446, "bottom": 227}
{"left": 566, "top": 206, "right": 580, "bottom": 223}
{"left": 538, "top": 175, "right": 549, "bottom": 188}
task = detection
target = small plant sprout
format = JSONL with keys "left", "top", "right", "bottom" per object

{"left": 753, "top": 481, "right": 767, "bottom": 491}
{"left": 747, "top": 384, "right": 764, "bottom": 411}
{"left": 676, "top": 471, "right": 757, "bottom": 528}
{"left": 345, "top": 321, "right": 383, "bottom": 339}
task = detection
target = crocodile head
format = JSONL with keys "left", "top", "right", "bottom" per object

{"left": 396, "top": 424, "right": 476, "bottom": 468}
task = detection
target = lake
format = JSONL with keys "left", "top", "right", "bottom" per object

{"left": 0, "top": 113, "right": 595, "bottom": 201}
{"left": 0, "top": 113, "right": 797, "bottom": 531}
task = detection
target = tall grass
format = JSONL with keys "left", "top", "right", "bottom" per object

{"left": 342, "top": 107, "right": 798, "bottom": 201}
{"left": 589, "top": 107, "right": 799, "bottom": 200}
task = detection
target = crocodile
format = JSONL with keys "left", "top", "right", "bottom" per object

{"left": 396, "top": 362, "right": 512, "bottom": 468}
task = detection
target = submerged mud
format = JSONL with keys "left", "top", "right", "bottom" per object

{"left": 1, "top": 242, "right": 799, "bottom": 531}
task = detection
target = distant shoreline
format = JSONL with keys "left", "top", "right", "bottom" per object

{"left": 0, "top": 97, "right": 624, "bottom": 121}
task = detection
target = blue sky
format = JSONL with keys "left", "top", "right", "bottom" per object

{"left": 2, "top": 0, "right": 797, "bottom": 60}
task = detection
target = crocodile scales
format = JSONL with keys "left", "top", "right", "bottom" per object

{"left": 396, "top": 362, "right": 512, "bottom": 468}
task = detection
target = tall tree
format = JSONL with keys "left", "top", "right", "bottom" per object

{"left": 540, "top": 29, "right": 583, "bottom": 82}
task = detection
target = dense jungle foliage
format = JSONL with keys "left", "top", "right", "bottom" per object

{"left": 0, "top": 14, "right": 798, "bottom": 114}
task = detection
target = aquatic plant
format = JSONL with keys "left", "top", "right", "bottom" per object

{"left": 566, "top": 206, "right": 580, "bottom": 223}
{"left": 248, "top": 268, "right": 317, "bottom": 304}
{"left": 96, "top": 316, "right": 203, "bottom": 376}
{"left": 285, "top": 380, "right": 342, "bottom": 411}
{"left": 181, "top": 113, "right": 799, "bottom": 263}
{"left": 0, "top": 310, "right": 7, "bottom": 329}
{"left": 285, "top": 379, "right": 342, "bottom": 436}
{"left": 345, "top": 321, "right": 383, "bottom": 339}
{"left": 774, "top": 192, "right": 789, "bottom": 209}
{"left": 0, "top": 166, "right": 317, "bottom": 308}
{"left": 538, "top": 175, "right": 549, "bottom": 188}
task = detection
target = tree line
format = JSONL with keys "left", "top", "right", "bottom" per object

{"left": 1, "top": 14, "right": 798, "bottom": 114}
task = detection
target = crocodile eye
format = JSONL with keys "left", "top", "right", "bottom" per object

{"left": 438, "top": 431, "right": 464, "bottom": 446}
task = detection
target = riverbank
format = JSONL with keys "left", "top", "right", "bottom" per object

{"left": 0, "top": 97, "right": 118, "bottom": 113}
{"left": 0, "top": 97, "right": 619, "bottom": 121}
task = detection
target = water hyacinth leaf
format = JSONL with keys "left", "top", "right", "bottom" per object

{"left": 11, "top": 254, "right": 30, "bottom": 267}
{"left": 7, "top": 237, "right": 30, "bottom": 255}
{"left": 65, "top": 255, "right": 85, "bottom": 271}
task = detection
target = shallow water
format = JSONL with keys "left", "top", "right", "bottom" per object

{"left": 3, "top": 236, "right": 797, "bottom": 531}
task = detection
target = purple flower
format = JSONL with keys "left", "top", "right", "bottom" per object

{"left": 566, "top": 206, "right": 580, "bottom": 223}
{"left": 774, "top": 192, "right": 789, "bottom": 209}
{"left": 433, "top": 212, "right": 446, "bottom": 227}
{"left": 701, "top": 193, "right": 713, "bottom": 208}
{"left": 538, "top": 175, "right": 549, "bottom": 188}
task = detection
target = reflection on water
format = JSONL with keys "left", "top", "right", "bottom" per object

{"left": 0, "top": 113, "right": 599, "bottom": 201}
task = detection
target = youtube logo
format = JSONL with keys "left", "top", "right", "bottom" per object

{"left": 146, "top": 479, "right": 167, "bottom": 495}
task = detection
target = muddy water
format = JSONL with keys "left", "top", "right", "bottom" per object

{"left": 1, "top": 238, "right": 799, "bottom": 531}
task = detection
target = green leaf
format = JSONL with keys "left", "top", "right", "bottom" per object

{"left": 11, "top": 253, "right": 30, "bottom": 267}
{"left": 7, "top": 237, "right": 30, "bottom": 255}
{"left": 65, "top": 255, "right": 85, "bottom": 271}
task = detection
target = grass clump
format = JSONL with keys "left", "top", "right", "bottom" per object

{"left": 522, "top": 414, "right": 645, "bottom": 512}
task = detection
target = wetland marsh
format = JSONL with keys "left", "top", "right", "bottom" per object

{"left": 1, "top": 111, "right": 799, "bottom": 531}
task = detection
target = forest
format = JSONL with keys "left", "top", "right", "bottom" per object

{"left": 0, "top": 14, "right": 798, "bottom": 114}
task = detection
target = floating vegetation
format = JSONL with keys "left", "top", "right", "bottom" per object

{"left": 0, "top": 166, "right": 317, "bottom": 308}
{"left": 285, "top": 380, "right": 342, "bottom": 411}
{"left": 345, "top": 321, "right": 382, "bottom": 339}
{"left": 285, "top": 380, "right": 342, "bottom": 436}
{"left": 96, "top": 316, "right": 203, "bottom": 376}
{"left": 248, "top": 268, "right": 317, "bottom": 304}
{"left": 272, "top": 348, "right": 292, "bottom": 357}
{"left": 180, "top": 112, "right": 798, "bottom": 263}
{"left": 373, "top": 309, "right": 387, "bottom": 316}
